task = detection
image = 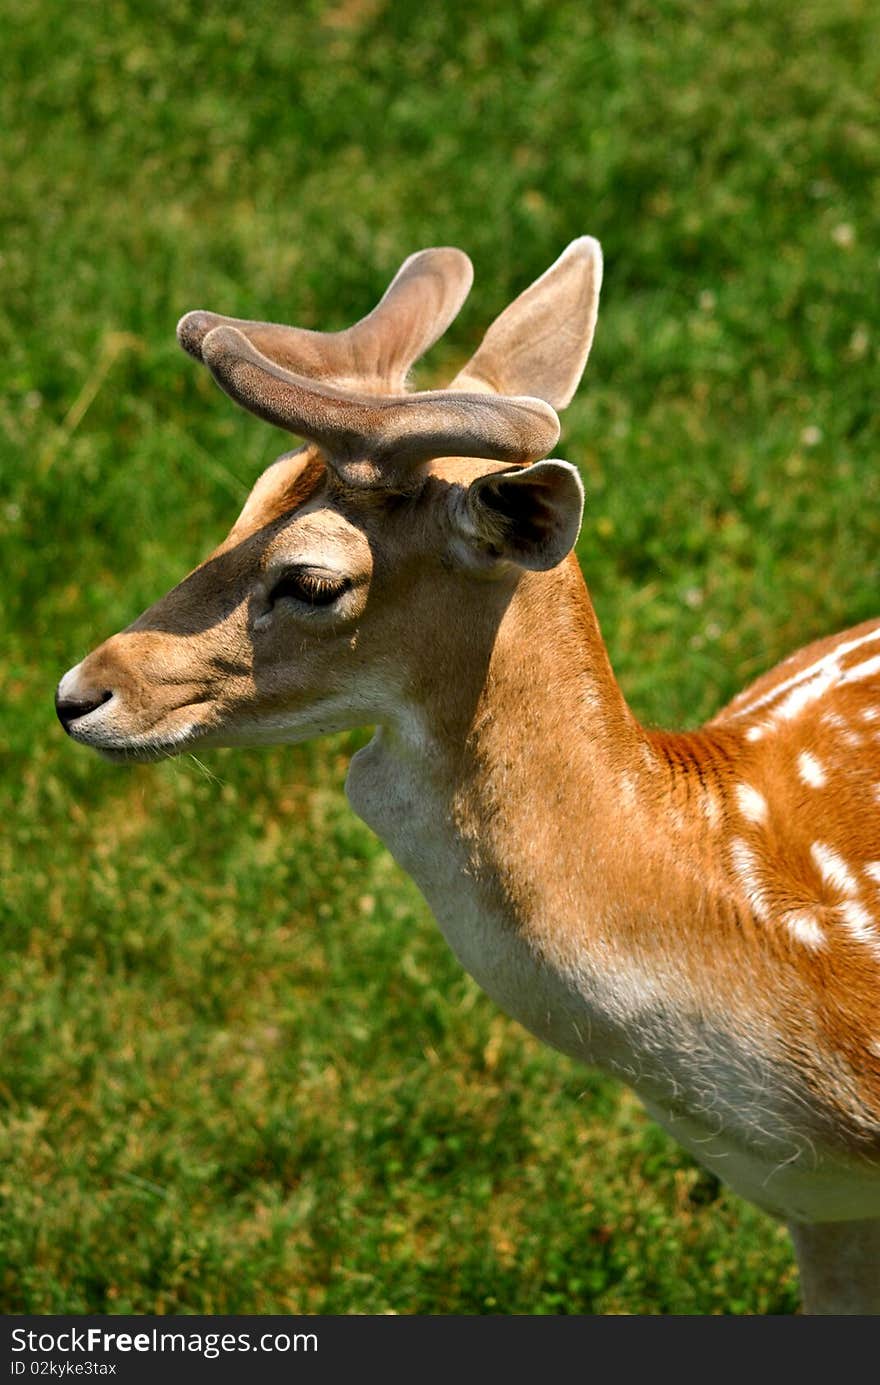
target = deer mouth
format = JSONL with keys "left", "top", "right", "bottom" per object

{"left": 56, "top": 666, "right": 213, "bottom": 764}
{"left": 66, "top": 717, "right": 209, "bottom": 764}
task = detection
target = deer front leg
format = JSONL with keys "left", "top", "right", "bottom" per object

{"left": 788, "top": 1219, "right": 880, "bottom": 1314}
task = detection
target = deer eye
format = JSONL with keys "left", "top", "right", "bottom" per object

{"left": 267, "top": 569, "right": 351, "bottom": 609}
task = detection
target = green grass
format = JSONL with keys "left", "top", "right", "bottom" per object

{"left": 1, "top": 0, "right": 878, "bottom": 1314}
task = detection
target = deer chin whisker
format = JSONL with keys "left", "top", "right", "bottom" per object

{"left": 91, "top": 722, "right": 209, "bottom": 764}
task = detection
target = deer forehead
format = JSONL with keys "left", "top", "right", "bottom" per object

{"left": 227, "top": 448, "right": 516, "bottom": 579}
{"left": 262, "top": 504, "right": 374, "bottom": 578}
{"left": 229, "top": 448, "right": 327, "bottom": 537}
{"left": 220, "top": 451, "right": 368, "bottom": 575}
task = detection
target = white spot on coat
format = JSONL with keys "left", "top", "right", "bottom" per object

{"left": 797, "top": 751, "right": 826, "bottom": 788}
{"left": 811, "top": 842, "right": 858, "bottom": 897}
{"left": 730, "top": 838, "right": 770, "bottom": 921}
{"left": 839, "top": 728, "right": 865, "bottom": 748}
{"left": 775, "top": 668, "right": 838, "bottom": 722}
{"left": 841, "top": 653, "right": 880, "bottom": 686}
{"left": 839, "top": 900, "right": 880, "bottom": 956}
{"left": 618, "top": 772, "right": 637, "bottom": 807}
{"left": 823, "top": 712, "right": 847, "bottom": 730}
{"left": 736, "top": 783, "right": 768, "bottom": 824}
{"left": 781, "top": 909, "right": 825, "bottom": 949}
{"left": 729, "top": 624, "right": 880, "bottom": 722}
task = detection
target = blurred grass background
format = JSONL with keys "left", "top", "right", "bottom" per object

{"left": 1, "top": 0, "right": 878, "bottom": 1314}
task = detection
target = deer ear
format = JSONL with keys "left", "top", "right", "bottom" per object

{"left": 459, "top": 460, "right": 585, "bottom": 572}
{"left": 450, "top": 237, "right": 602, "bottom": 409}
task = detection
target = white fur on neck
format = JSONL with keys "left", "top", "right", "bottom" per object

{"left": 345, "top": 725, "right": 880, "bottom": 1224}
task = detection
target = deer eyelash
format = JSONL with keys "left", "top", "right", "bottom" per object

{"left": 268, "top": 570, "right": 351, "bottom": 608}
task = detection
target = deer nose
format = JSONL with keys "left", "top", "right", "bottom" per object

{"left": 55, "top": 685, "right": 113, "bottom": 732}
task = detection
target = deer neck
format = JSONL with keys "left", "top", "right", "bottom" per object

{"left": 345, "top": 557, "right": 690, "bottom": 1060}
{"left": 345, "top": 559, "right": 880, "bottom": 1221}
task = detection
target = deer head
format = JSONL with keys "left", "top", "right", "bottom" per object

{"left": 55, "top": 238, "right": 602, "bottom": 762}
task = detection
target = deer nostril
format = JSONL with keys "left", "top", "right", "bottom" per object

{"left": 55, "top": 687, "right": 113, "bottom": 733}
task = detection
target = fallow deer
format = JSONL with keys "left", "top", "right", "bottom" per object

{"left": 56, "top": 239, "right": 880, "bottom": 1313}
